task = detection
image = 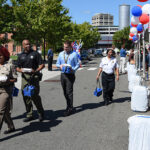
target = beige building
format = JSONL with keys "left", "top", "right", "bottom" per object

{"left": 92, "top": 13, "right": 119, "bottom": 48}
{"left": 92, "top": 13, "right": 113, "bottom": 26}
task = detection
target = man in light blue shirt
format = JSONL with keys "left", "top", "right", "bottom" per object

{"left": 56, "top": 41, "right": 80, "bottom": 116}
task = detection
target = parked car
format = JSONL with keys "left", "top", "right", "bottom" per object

{"left": 94, "top": 49, "right": 103, "bottom": 57}
{"left": 81, "top": 50, "right": 91, "bottom": 60}
{"left": 102, "top": 50, "right": 107, "bottom": 56}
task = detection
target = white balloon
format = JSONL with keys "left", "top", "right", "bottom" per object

{"left": 131, "top": 16, "right": 140, "bottom": 25}
{"left": 130, "top": 27, "right": 138, "bottom": 35}
{"left": 142, "top": 4, "right": 150, "bottom": 15}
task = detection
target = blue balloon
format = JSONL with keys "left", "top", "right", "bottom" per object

{"left": 137, "top": 24, "right": 143, "bottom": 32}
{"left": 130, "top": 24, "right": 133, "bottom": 28}
{"left": 133, "top": 35, "right": 138, "bottom": 41}
{"left": 132, "top": 6, "right": 142, "bottom": 17}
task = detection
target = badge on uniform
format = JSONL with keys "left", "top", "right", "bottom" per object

{"left": 30, "top": 56, "right": 34, "bottom": 59}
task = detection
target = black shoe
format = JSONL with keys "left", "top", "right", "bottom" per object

{"left": 104, "top": 100, "right": 109, "bottom": 106}
{"left": 64, "top": 108, "right": 75, "bottom": 117}
{"left": 109, "top": 97, "right": 113, "bottom": 102}
{"left": 39, "top": 114, "right": 44, "bottom": 122}
{"left": 4, "top": 128, "right": 15, "bottom": 134}
{"left": 23, "top": 117, "right": 34, "bottom": 122}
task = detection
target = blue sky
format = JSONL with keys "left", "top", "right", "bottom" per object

{"left": 62, "top": 0, "right": 150, "bottom": 26}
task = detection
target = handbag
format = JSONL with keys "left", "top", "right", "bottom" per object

{"left": 93, "top": 79, "right": 102, "bottom": 97}
{"left": 23, "top": 85, "right": 35, "bottom": 97}
{"left": 62, "top": 66, "right": 71, "bottom": 74}
{"left": 22, "top": 74, "right": 35, "bottom": 97}
{"left": 12, "top": 86, "right": 19, "bottom": 97}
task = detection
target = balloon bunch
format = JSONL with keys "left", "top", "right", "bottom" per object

{"left": 129, "top": 3, "right": 150, "bottom": 42}
{"left": 72, "top": 40, "right": 83, "bottom": 60}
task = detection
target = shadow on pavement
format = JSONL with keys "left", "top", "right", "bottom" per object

{"left": 75, "top": 101, "right": 104, "bottom": 114}
{"left": 1, "top": 110, "right": 63, "bottom": 142}
{"left": 112, "top": 97, "right": 131, "bottom": 103}
{"left": 12, "top": 113, "right": 26, "bottom": 120}
{"left": 119, "top": 90, "right": 131, "bottom": 93}
{"left": 0, "top": 120, "right": 62, "bottom": 142}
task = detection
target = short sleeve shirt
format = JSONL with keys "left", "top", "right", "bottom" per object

{"left": 99, "top": 57, "right": 119, "bottom": 74}
{"left": 0, "top": 59, "right": 17, "bottom": 79}
{"left": 17, "top": 49, "right": 43, "bottom": 70}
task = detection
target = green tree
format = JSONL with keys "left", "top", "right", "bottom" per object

{"left": 11, "top": 0, "right": 71, "bottom": 60}
{"left": 78, "top": 22, "right": 100, "bottom": 49}
{"left": 63, "top": 22, "right": 100, "bottom": 50}
{"left": 113, "top": 27, "right": 133, "bottom": 49}
{"left": 0, "top": 1, "right": 14, "bottom": 44}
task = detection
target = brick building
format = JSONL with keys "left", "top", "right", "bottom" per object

{"left": 1, "top": 33, "right": 38, "bottom": 56}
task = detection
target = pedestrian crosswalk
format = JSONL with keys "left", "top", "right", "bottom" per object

{"left": 78, "top": 67, "right": 98, "bottom": 71}
{"left": 87, "top": 68, "right": 97, "bottom": 70}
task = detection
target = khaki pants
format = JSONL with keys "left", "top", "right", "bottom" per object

{"left": 119, "top": 57, "right": 126, "bottom": 73}
{"left": 0, "top": 92, "right": 14, "bottom": 131}
{"left": 21, "top": 74, "right": 44, "bottom": 118}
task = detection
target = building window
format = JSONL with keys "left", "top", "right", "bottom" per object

{"left": 13, "top": 44, "right": 16, "bottom": 52}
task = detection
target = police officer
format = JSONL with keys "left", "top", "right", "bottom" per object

{"left": 16, "top": 40, "right": 45, "bottom": 122}
{"left": 47, "top": 48, "right": 53, "bottom": 71}
{"left": 0, "top": 46, "right": 17, "bottom": 134}
{"left": 96, "top": 49, "right": 119, "bottom": 106}
{"left": 56, "top": 41, "right": 80, "bottom": 116}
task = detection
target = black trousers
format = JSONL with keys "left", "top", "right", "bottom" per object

{"left": 102, "top": 72, "right": 115, "bottom": 102}
{"left": 48, "top": 57, "right": 53, "bottom": 71}
{"left": 61, "top": 73, "right": 75, "bottom": 109}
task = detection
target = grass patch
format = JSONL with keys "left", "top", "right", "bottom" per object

{"left": 10, "top": 55, "right": 18, "bottom": 60}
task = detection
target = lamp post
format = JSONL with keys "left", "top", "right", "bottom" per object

{"left": 142, "top": 30, "right": 146, "bottom": 80}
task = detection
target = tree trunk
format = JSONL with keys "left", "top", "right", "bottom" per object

{"left": 43, "top": 37, "right": 46, "bottom": 62}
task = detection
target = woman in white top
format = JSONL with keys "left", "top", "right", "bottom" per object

{"left": 96, "top": 49, "right": 119, "bottom": 105}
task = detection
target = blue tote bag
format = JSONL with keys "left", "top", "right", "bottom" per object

{"left": 93, "top": 79, "right": 102, "bottom": 97}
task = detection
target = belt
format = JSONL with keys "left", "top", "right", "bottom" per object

{"left": 103, "top": 72, "right": 114, "bottom": 76}
{"left": 61, "top": 73, "right": 75, "bottom": 76}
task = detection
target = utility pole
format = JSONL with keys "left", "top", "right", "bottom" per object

{"left": 142, "top": 31, "right": 146, "bottom": 80}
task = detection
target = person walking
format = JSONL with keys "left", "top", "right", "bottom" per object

{"left": 0, "top": 46, "right": 17, "bottom": 134}
{"left": 56, "top": 41, "right": 80, "bottom": 116}
{"left": 16, "top": 40, "right": 45, "bottom": 122}
{"left": 119, "top": 44, "right": 127, "bottom": 74}
{"left": 96, "top": 49, "right": 119, "bottom": 106}
{"left": 47, "top": 48, "right": 53, "bottom": 71}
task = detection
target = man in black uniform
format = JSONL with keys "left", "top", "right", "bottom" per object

{"left": 16, "top": 40, "right": 45, "bottom": 122}
{"left": 47, "top": 48, "right": 53, "bottom": 71}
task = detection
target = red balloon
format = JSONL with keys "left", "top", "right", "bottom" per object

{"left": 131, "top": 23, "right": 138, "bottom": 27}
{"left": 137, "top": 5, "right": 142, "bottom": 8}
{"left": 130, "top": 33, "right": 134, "bottom": 37}
{"left": 129, "top": 38, "right": 133, "bottom": 41}
{"left": 139, "top": 0, "right": 148, "bottom": 1}
{"left": 139, "top": 14, "right": 149, "bottom": 24}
